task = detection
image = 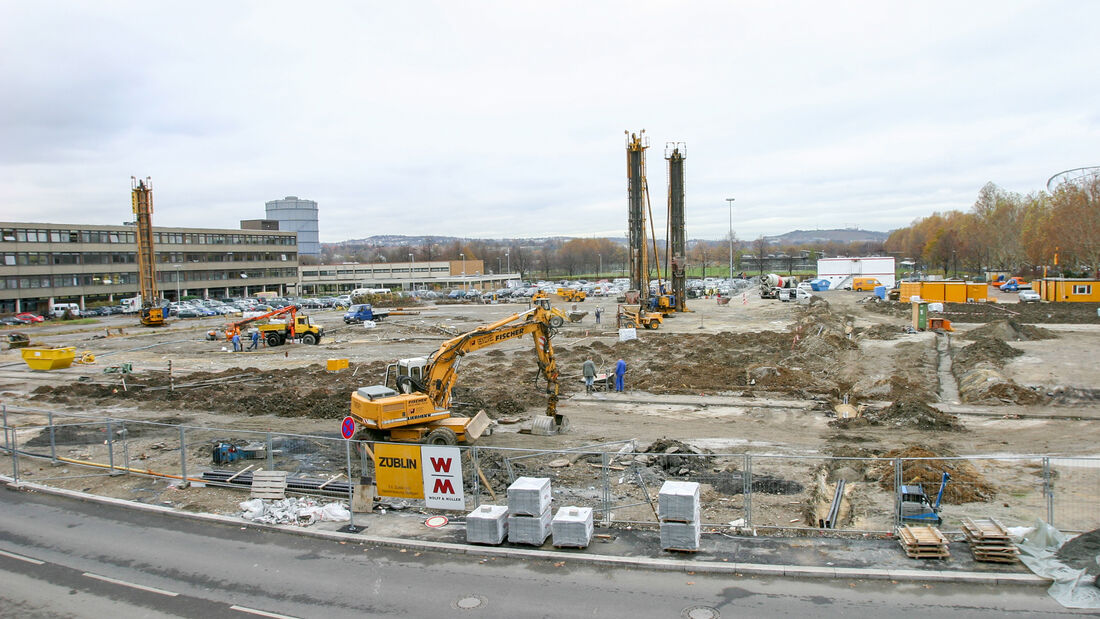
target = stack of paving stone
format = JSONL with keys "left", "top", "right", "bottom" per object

{"left": 552, "top": 506, "right": 594, "bottom": 548}
{"left": 658, "top": 480, "right": 701, "bottom": 552}
{"left": 465, "top": 504, "right": 509, "bottom": 545}
{"left": 507, "top": 477, "right": 552, "bottom": 545}
{"left": 897, "top": 524, "right": 950, "bottom": 559}
{"left": 961, "top": 517, "right": 1020, "bottom": 563}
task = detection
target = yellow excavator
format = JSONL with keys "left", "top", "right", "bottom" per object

{"left": 349, "top": 299, "right": 565, "bottom": 444}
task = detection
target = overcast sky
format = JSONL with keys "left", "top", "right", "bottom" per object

{"left": 1, "top": 2, "right": 1097, "bottom": 243}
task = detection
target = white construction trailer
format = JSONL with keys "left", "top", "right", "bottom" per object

{"left": 817, "top": 256, "right": 896, "bottom": 289}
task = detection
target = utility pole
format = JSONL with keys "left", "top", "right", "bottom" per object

{"left": 726, "top": 197, "right": 736, "bottom": 281}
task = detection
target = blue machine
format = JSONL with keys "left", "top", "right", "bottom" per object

{"left": 211, "top": 442, "right": 266, "bottom": 464}
{"left": 899, "top": 472, "right": 951, "bottom": 525}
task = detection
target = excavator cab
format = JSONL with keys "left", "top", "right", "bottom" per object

{"left": 385, "top": 357, "right": 429, "bottom": 393}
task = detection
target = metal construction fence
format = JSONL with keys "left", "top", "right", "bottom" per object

{"left": 2, "top": 405, "right": 1098, "bottom": 534}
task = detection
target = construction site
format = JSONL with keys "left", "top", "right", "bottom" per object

{"left": 2, "top": 135, "right": 1099, "bottom": 581}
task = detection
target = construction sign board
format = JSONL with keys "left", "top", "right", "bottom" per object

{"left": 374, "top": 443, "right": 423, "bottom": 500}
{"left": 421, "top": 446, "right": 465, "bottom": 510}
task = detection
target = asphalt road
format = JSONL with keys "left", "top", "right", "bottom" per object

{"left": 0, "top": 489, "right": 1082, "bottom": 618}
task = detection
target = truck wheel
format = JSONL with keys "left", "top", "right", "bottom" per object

{"left": 425, "top": 427, "right": 458, "bottom": 446}
{"left": 265, "top": 333, "right": 282, "bottom": 347}
{"left": 549, "top": 315, "right": 564, "bottom": 328}
{"left": 301, "top": 333, "right": 318, "bottom": 345}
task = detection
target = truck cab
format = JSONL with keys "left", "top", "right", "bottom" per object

{"left": 343, "top": 303, "right": 387, "bottom": 324}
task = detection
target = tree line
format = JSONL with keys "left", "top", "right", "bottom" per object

{"left": 885, "top": 177, "right": 1100, "bottom": 278}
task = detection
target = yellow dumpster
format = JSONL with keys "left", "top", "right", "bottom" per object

{"left": 21, "top": 347, "right": 77, "bottom": 370}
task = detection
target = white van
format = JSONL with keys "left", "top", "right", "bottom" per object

{"left": 51, "top": 303, "right": 81, "bottom": 318}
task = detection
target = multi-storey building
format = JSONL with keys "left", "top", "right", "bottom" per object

{"left": 0, "top": 222, "right": 298, "bottom": 313}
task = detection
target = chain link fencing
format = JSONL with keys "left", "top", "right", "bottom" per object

{"left": 1, "top": 406, "right": 1097, "bottom": 533}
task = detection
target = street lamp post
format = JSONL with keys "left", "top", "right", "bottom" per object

{"left": 506, "top": 252, "right": 510, "bottom": 275}
{"left": 409, "top": 253, "right": 414, "bottom": 291}
{"left": 174, "top": 265, "right": 181, "bottom": 301}
{"left": 598, "top": 253, "right": 602, "bottom": 280}
{"left": 726, "top": 197, "right": 736, "bottom": 281}
{"left": 497, "top": 255, "right": 502, "bottom": 275}
{"left": 460, "top": 253, "right": 466, "bottom": 290}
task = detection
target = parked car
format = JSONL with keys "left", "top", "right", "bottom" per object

{"left": 1018, "top": 290, "right": 1041, "bottom": 303}
{"left": 14, "top": 312, "right": 44, "bottom": 323}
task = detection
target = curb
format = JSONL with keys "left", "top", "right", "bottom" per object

{"left": 3, "top": 477, "right": 1049, "bottom": 586}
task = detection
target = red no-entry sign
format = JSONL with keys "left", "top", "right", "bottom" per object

{"left": 340, "top": 416, "right": 356, "bottom": 440}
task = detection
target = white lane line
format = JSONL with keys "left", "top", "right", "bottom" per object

{"left": 230, "top": 605, "right": 301, "bottom": 619}
{"left": 82, "top": 572, "right": 180, "bottom": 597}
{"left": 0, "top": 549, "right": 44, "bottom": 565}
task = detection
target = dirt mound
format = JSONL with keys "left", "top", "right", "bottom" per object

{"left": 939, "top": 302, "right": 1100, "bottom": 324}
{"left": 953, "top": 338, "right": 1043, "bottom": 405}
{"left": 865, "top": 399, "right": 965, "bottom": 431}
{"left": 1056, "top": 528, "right": 1100, "bottom": 576}
{"left": 963, "top": 319, "right": 1058, "bottom": 342}
{"left": 955, "top": 338, "right": 1024, "bottom": 367}
{"left": 872, "top": 446, "right": 996, "bottom": 503}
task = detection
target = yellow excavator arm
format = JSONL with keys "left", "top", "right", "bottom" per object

{"left": 420, "top": 302, "right": 560, "bottom": 418}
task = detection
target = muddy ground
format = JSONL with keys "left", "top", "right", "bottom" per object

{"left": 3, "top": 291, "right": 1099, "bottom": 533}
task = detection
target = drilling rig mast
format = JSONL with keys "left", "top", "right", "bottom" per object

{"left": 131, "top": 177, "right": 166, "bottom": 327}
{"left": 665, "top": 142, "right": 687, "bottom": 312}
{"left": 626, "top": 131, "right": 649, "bottom": 299}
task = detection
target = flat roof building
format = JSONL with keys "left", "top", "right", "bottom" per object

{"left": 0, "top": 222, "right": 299, "bottom": 314}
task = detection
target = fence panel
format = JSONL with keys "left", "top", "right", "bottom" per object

{"left": 1049, "top": 457, "right": 1100, "bottom": 532}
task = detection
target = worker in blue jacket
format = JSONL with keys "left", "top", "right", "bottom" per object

{"left": 614, "top": 358, "right": 627, "bottom": 392}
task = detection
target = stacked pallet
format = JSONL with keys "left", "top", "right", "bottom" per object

{"left": 507, "top": 477, "right": 553, "bottom": 546}
{"left": 659, "top": 481, "right": 701, "bottom": 552}
{"left": 897, "top": 524, "right": 950, "bottom": 559}
{"left": 961, "top": 517, "right": 1020, "bottom": 563}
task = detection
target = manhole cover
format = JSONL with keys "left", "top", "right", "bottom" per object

{"left": 682, "top": 606, "right": 720, "bottom": 619}
{"left": 453, "top": 595, "right": 486, "bottom": 610}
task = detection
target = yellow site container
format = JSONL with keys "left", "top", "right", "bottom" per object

{"left": 943, "top": 282, "right": 967, "bottom": 303}
{"left": 21, "top": 347, "right": 77, "bottom": 371}
{"left": 326, "top": 358, "right": 349, "bottom": 372}
{"left": 967, "top": 283, "right": 988, "bottom": 301}
{"left": 899, "top": 282, "right": 921, "bottom": 301}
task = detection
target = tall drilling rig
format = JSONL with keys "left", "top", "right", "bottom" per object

{"left": 665, "top": 143, "right": 687, "bottom": 312}
{"left": 131, "top": 177, "right": 166, "bottom": 327}
{"left": 626, "top": 130, "right": 649, "bottom": 299}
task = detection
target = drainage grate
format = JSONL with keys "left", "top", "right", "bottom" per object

{"left": 453, "top": 594, "right": 487, "bottom": 610}
{"left": 682, "top": 606, "right": 720, "bottom": 619}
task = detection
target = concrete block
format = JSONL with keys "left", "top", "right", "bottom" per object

{"left": 660, "top": 520, "right": 701, "bottom": 551}
{"left": 466, "top": 505, "right": 508, "bottom": 545}
{"left": 507, "top": 477, "right": 552, "bottom": 517}
{"left": 658, "top": 480, "right": 700, "bottom": 523}
{"left": 508, "top": 508, "right": 552, "bottom": 546}
{"left": 552, "top": 506, "right": 594, "bottom": 548}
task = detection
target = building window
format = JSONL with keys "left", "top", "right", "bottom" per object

{"left": 1073, "top": 285, "right": 1092, "bottom": 295}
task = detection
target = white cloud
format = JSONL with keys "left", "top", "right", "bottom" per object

{"left": 0, "top": 1, "right": 1096, "bottom": 243}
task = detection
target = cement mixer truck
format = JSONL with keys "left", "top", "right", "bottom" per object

{"left": 760, "top": 274, "right": 798, "bottom": 299}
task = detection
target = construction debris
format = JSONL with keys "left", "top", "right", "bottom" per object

{"left": 238, "top": 497, "right": 350, "bottom": 525}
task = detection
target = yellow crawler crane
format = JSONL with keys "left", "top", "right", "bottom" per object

{"left": 349, "top": 299, "right": 564, "bottom": 444}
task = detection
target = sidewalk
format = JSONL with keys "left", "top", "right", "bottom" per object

{"left": 2, "top": 476, "right": 1048, "bottom": 586}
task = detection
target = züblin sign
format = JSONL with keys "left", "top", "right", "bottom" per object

{"left": 374, "top": 444, "right": 465, "bottom": 510}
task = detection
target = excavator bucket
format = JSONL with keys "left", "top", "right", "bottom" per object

{"left": 530, "top": 414, "right": 569, "bottom": 436}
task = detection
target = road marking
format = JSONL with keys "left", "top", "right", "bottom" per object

{"left": 0, "top": 549, "right": 44, "bottom": 565}
{"left": 230, "top": 606, "right": 301, "bottom": 619}
{"left": 82, "top": 572, "right": 179, "bottom": 597}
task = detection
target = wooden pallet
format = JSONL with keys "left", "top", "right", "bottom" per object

{"left": 961, "top": 517, "right": 1020, "bottom": 563}
{"left": 897, "top": 525, "right": 950, "bottom": 559}
{"left": 250, "top": 470, "right": 288, "bottom": 499}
